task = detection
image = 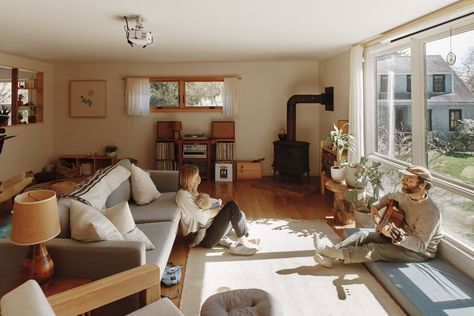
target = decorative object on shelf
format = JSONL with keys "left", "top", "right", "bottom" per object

{"left": 211, "top": 121, "right": 235, "bottom": 139}
{"left": 17, "top": 94, "right": 24, "bottom": 107}
{"left": 0, "top": 106, "right": 10, "bottom": 127}
{"left": 215, "top": 163, "right": 233, "bottom": 182}
{"left": 10, "top": 190, "right": 60, "bottom": 288}
{"left": 327, "top": 122, "right": 354, "bottom": 166}
{"left": 70, "top": 80, "right": 107, "bottom": 117}
{"left": 124, "top": 15, "right": 153, "bottom": 48}
{"left": 27, "top": 103, "right": 37, "bottom": 123}
{"left": 278, "top": 128, "right": 287, "bottom": 140}
{"left": 105, "top": 145, "right": 117, "bottom": 158}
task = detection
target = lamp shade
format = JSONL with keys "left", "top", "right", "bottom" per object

{"left": 11, "top": 190, "right": 60, "bottom": 245}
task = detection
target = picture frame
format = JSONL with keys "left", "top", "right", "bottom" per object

{"left": 70, "top": 80, "right": 107, "bottom": 117}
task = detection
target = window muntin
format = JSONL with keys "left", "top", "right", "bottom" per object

{"left": 149, "top": 77, "right": 224, "bottom": 112}
{"left": 374, "top": 48, "right": 412, "bottom": 164}
{"left": 449, "top": 109, "right": 462, "bottom": 131}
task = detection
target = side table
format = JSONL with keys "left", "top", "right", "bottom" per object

{"left": 324, "top": 179, "right": 362, "bottom": 225}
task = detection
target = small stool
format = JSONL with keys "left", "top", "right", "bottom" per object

{"left": 200, "top": 288, "right": 279, "bottom": 316}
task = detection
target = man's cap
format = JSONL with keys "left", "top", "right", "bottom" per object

{"left": 398, "top": 165, "right": 432, "bottom": 182}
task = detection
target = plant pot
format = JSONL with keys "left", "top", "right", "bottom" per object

{"left": 353, "top": 209, "right": 373, "bottom": 228}
{"left": 330, "top": 166, "right": 345, "bottom": 183}
{"left": 106, "top": 151, "right": 117, "bottom": 158}
{"left": 344, "top": 167, "right": 367, "bottom": 188}
{"left": 0, "top": 115, "right": 9, "bottom": 127}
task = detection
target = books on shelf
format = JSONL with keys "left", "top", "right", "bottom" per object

{"left": 155, "top": 142, "right": 175, "bottom": 160}
{"left": 155, "top": 160, "right": 178, "bottom": 170}
{"left": 215, "top": 142, "right": 235, "bottom": 161}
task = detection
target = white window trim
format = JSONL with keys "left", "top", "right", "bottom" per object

{"left": 364, "top": 18, "right": 474, "bottom": 264}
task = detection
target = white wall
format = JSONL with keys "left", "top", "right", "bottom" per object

{"left": 53, "top": 61, "right": 321, "bottom": 175}
{"left": 0, "top": 53, "right": 54, "bottom": 179}
{"left": 318, "top": 50, "right": 351, "bottom": 171}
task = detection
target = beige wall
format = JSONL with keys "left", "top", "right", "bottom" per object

{"left": 0, "top": 53, "right": 54, "bottom": 179}
{"left": 318, "top": 50, "right": 351, "bottom": 170}
{"left": 53, "top": 62, "right": 321, "bottom": 175}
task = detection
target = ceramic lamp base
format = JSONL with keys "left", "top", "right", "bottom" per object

{"left": 20, "top": 243, "right": 54, "bottom": 289}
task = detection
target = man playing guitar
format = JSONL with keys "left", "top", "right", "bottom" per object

{"left": 314, "top": 165, "right": 443, "bottom": 268}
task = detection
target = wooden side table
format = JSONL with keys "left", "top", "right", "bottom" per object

{"left": 324, "top": 179, "right": 362, "bottom": 225}
{"left": 45, "top": 277, "right": 93, "bottom": 316}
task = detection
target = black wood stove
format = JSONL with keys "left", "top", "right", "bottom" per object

{"left": 272, "top": 87, "right": 334, "bottom": 180}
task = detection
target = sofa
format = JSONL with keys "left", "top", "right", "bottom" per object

{"left": 0, "top": 159, "right": 181, "bottom": 315}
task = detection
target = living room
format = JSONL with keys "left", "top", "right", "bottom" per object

{"left": 1, "top": 1, "right": 473, "bottom": 315}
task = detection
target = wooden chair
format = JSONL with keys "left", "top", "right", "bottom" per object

{"left": 1, "top": 264, "right": 183, "bottom": 316}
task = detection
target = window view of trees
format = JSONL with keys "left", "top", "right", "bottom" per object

{"left": 149, "top": 78, "right": 223, "bottom": 110}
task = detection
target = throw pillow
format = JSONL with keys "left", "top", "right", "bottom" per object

{"left": 124, "top": 227, "right": 155, "bottom": 250}
{"left": 130, "top": 164, "right": 160, "bottom": 205}
{"left": 102, "top": 201, "right": 155, "bottom": 250}
{"left": 67, "top": 164, "right": 131, "bottom": 209}
{"left": 69, "top": 200, "right": 124, "bottom": 242}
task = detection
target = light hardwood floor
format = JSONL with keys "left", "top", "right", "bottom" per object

{"left": 161, "top": 176, "right": 352, "bottom": 306}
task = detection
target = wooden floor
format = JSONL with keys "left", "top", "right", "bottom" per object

{"left": 161, "top": 176, "right": 354, "bottom": 307}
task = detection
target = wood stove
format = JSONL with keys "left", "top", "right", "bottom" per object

{"left": 272, "top": 87, "right": 334, "bottom": 180}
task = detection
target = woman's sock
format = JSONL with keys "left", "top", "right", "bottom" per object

{"left": 237, "top": 236, "right": 261, "bottom": 250}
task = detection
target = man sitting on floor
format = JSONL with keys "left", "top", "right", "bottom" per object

{"left": 314, "top": 165, "right": 443, "bottom": 268}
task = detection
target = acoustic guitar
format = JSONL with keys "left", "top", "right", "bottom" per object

{"left": 376, "top": 199, "right": 405, "bottom": 241}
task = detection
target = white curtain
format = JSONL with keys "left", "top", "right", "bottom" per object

{"left": 223, "top": 78, "right": 240, "bottom": 117}
{"left": 348, "top": 44, "right": 365, "bottom": 164}
{"left": 125, "top": 78, "right": 150, "bottom": 116}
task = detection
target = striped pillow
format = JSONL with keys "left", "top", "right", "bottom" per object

{"left": 67, "top": 164, "right": 131, "bottom": 209}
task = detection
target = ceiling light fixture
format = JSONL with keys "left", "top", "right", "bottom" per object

{"left": 124, "top": 16, "right": 153, "bottom": 48}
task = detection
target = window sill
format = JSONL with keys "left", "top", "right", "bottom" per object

{"left": 150, "top": 107, "right": 222, "bottom": 113}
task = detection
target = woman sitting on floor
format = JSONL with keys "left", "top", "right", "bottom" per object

{"left": 176, "top": 164, "right": 260, "bottom": 256}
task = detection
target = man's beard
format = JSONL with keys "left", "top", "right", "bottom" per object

{"left": 402, "top": 184, "right": 421, "bottom": 194}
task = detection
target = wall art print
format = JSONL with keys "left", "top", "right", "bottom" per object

{"left": 70, "top": 80, "right": 107, "bottom": 117}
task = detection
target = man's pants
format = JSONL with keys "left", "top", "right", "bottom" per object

{"left": 336, "top": 230, "right": 428, "bottom": 264}
{"left": 199, "top": 201, "right": 248, "bottom": 248}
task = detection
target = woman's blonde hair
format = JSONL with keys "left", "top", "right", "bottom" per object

{"left": 179, "top": 164, "right": 200, "bottom": 193}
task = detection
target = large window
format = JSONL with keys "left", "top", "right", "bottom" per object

{"left": 366, "top": 21, "right": 474, "bottom": 250}
{"left": 374, "top": 48, "right": 412, "bottom": 163}
{"left": 150, "top": 77, "right": 223, "bottom": 112}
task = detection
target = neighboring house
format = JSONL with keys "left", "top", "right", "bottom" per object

{"left": 376, "top": 55, "right": 474, "bottom": 139}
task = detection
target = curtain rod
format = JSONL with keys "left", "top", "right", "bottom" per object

{"left": 121, "top": 75, "right": 242, "bottom": 80}
{"left": 391, "top": 11, "right": 474, "bottom": 43}
{"left": 362, "top": 0, "right": 474, "bottom": 47}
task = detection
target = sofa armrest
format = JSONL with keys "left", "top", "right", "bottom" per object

{"left": 149, "top": 170, "right": 179, "bottom": 193}
{"left": 47, "top": 238, "right": 146, "bottom": 280}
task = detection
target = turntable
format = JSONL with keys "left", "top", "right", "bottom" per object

{"left": 182, "top": 133, "right": 207, "bottom": 140}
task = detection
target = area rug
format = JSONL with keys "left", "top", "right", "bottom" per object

{"left": 180, "top": 219, "right": 405, "bottom": 316}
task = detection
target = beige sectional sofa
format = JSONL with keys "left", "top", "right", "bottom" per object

{"left": 0, "top": 159, "right": 181, "bottom": 315}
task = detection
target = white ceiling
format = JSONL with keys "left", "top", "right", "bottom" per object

{"left": 0, "top": 0, "right": 460, "bottom": 63}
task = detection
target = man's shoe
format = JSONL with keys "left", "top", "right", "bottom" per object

{"left": 313, "top": 232, "right": 333, "bottom": 252}
{"left": 313, "top": 252, "right": 335, "bottom": 268}
{"left": 229, "top": 244, "right": 258, "bottom": 256}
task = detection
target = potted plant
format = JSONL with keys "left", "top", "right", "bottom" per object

{"left": 28, "top": 103, "right": 37, "bottom": 123}
{"left": 0, "top": 105, "right": 10, "bottom": 127}
{"left": 326, "top": 123, "right": 354, "bottom": 182}
{"left": 105, "top": 145, "right": 117, "bottom": 158}
{"left": 343, "top": 157, "right": 384, "bottom": 227}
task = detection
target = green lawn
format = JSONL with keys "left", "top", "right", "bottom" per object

{"left": 429, "top": 152, "right": 474, "bottom": 185}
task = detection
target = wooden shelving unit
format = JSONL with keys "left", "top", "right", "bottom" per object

{"left": 211, "top": 121, "right": 235, "bottom": 180}
{"left": 155, "top": 121, "right": 181, "bottom": 171}
{"left": 58, "top": 154, "right": 116, "bottom": 177}
{"left": 178, "top": 138, "right": 211, "bottom": 180}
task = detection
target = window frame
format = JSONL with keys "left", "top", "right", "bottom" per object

{"left": 149, "top": 76, "right": 224, "bottom": 113}
{"left": 406, "top": 74, "right": 411, "bottom": 93}
{"left": 449, "top": 109, "right": 462, "bottom": 131}
{"left": 364, "top": 19, "right": 474, "bottom": 255}
{"left": 432, "top": 74, "right": 446, "bottom": 93}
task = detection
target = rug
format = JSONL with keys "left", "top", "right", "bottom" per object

{"left": 180, "top": 219, "right": 405, "bottom": 316}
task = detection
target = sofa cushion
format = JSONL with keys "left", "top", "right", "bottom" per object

{"left": 130, "top": 192, "right": 180, "bottom": 224}
{"left": 131, "top": 164, "right": 160, "bottom": 205}
{"left": 123, "top": 227, "right": 155, "bottom": 251}
{"left": 67, "top": 164, "right": 130, "bottom": 209}
{"left": 106, "top": 178, "right": 131, "bottom": 208}
{"left": 138, "top": 222, "right": 179, "bottom": 279}
{"left": 57, "top": 198, "right": 72, "bottom": 238}
{"left": 70, "top": 200, "right": 124, "bottom": 242}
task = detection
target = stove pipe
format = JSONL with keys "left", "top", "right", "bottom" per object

{"left": 286, "top": 87, "right": 334, "bottom": 141}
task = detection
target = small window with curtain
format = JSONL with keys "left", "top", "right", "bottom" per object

{"left": 449, "top": 109, "right": 462, "bottom": 131}
{"left": 149, "top": 77, "right": 224, "bottom": 112}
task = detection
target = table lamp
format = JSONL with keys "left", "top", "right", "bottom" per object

{"left": 10, "top": 190, "right": 60, "bottom": 288}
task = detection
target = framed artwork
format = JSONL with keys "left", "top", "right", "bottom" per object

{"left": 70, "top": 80, "right": 107, "bottom": 117}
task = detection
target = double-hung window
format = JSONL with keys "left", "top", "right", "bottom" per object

{"left": 150, "top": 77, "right": 224, "bottom": 112}
{"left": 365, "top": 20, "right": 474, "bottom": 250}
